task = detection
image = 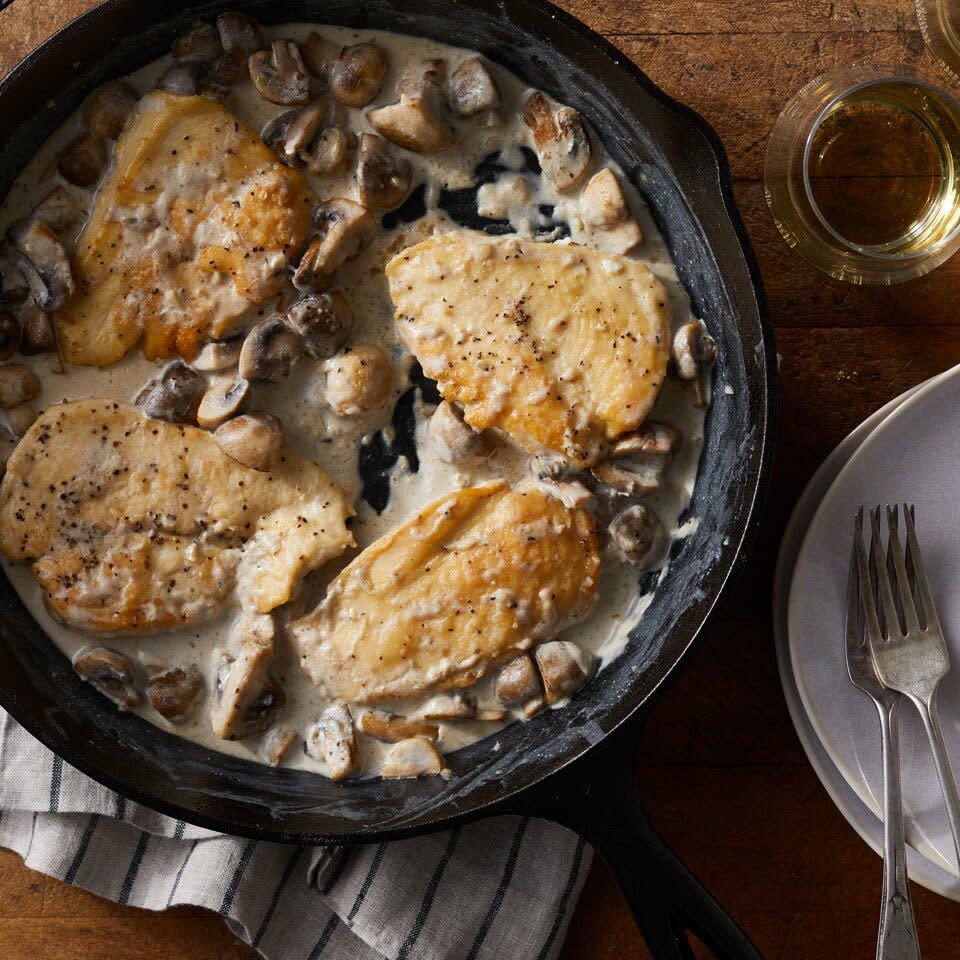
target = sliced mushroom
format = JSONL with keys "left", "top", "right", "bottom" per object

{"left": 609, "top": 421, "right": 679, "bottom": 467}
{"left": 495, "top": 654, "right": 544, "bottom": 716}
{"left": 357, "top": 710, "right": 439, "bottom": 743}
{"left": 0, "top": 428, "right": 16, "bottom": 476}
{"left": 0, "top": 242, "right": 29, "bottom": 304}
{"left": 33, "top": 186, "right": 84, "bottom": 233}
{"left": 277, "top": 99, "right": 328, "bottom": 164}
{"left": 306, "top": 704, "right": 360, "bottom": 781}
{"left": 156, "top": 60, "right": 203, "bottom": 96}
{"left": 543, "top": 479, "right": 595, "bottom": 510}
{"left": 263, "top": 727, "right": 297, "bottom": 766}
{"left": 249, "top": 40, "right": 311, "bottom": 105}
{"left": 191, "top": 335, "right": 242, "bottom": 372}
{"left": 135, "top": 360, "right": 205, "bottom": 423}
{"left": 82, "top": 80, "right": 139, "bottom": 140}
{"left": 428, "top": 400, "right": 492, "bottom": 465}
{"left": 381, "top": 736, "right": 445, "bottom": 779}
{"left": 57, "top": 132, "right": 107, "bottom": 188}
{"left": 197, "top": 375, "right": 250, "bottom": 428}
{"left": 238, "top": 316, "right": 303, "bottom": 382}
{"left": 213, "top": 412, "right": 283, "bottom": 471}
{"left": 146, "top": 665, "right": 204, "bottom": 721}
{"left": 522, "top": 91, "right": 591, "bottom": 192}
{"left": 0, "top": 364, "right": 40, "bottom": 409}
{"left": 356, "top": 133, "right": 412, "bottom": 211}
{"left": 418, "top": 691, "right": 476, "bottom": 720}
{"left": 447, "top": 57, "right": 500, "bottom": 117}
{"left": 172, "top": 22, "right": 222, "bottom": 63}
{"left": 211, "top": 11, "right": 262, "bottom": 84}
{"left": 672, "top": 320, "right": 716, "bottom": 409}
{"left": 580, "top": 168, "right": 643, "bottom": 253}
{"left": 301, "top": 31, "right": 337, "bottom": 77}
{"left": 285, "top": 292, "right": 352, "bottom": 359}
{"left": 18, "top": 306, "right": 57, "bottom": 356}
{"left": 293, "top": 198, "right": 377, "bottom": 291}
{"left": 328, "top": 43, "right": 388, "bottom": 108}
{"left": 5, "top": 403, "right": 36, "bottom": 436}
{"left": 261, "top": 108, "right": 299, "bottom": 161}
{"left": 535, "top": 640, "right": 593, "bottom": 705}
{"left": 367, "top": 59, "right": 454, "bottom": 153}
{"left": 591, "top": 461, "right": 662, "bottom": 497}
{"left": 9, "top": 219, "right": 74, "bottom": 311}
{"left": 73, "top": 647, "right": 139, "bottom": 710}
{"left": 609, "top": 503, "right": 664, "bottom": 567}
{"left": 0, "top": 311, "right": 20, "bottom": 361}
{"left": 323, "top": 344, "right": 392, "bottom": 415}
{"left": 531, "top": 454, "right": 578, "bottom": 483}
{"left": 308, "top": 126, "right": 356, "bottom": 176}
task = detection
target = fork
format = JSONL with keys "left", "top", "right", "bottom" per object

{"left": 849, "top": 508, "right": 920, "bottom": 960}
{"left": 865, "top": 505, "right": 960, "bottom": 875}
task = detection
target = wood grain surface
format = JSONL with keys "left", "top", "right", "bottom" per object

{"left": 3, "top": 0, "right": 960, "bottom": 957}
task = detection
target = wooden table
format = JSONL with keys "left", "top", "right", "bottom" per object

{"left": 3, "top": 0, "right": 960, "bottom": 956}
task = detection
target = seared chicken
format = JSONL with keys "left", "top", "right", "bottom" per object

{"left": 0, "top": 399, "right": 353, "bottom": 633}
{"left": 386, "top": 233, "right": 671, "bottom": 467}
{"left": 289, "top": 480, "right": 599, "bottom": 702}
{"left": 56, "top": 92, "right": 312, "bottom": 366}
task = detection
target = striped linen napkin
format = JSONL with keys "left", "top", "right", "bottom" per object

{"left": 0, "top": 709, "right": 590, "bottom": 959}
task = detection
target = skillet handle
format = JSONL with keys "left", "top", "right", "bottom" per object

{"left": 511, "top": 731, "right": 763, "bottom": 960}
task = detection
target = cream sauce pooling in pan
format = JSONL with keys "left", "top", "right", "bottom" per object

{"left": 0, "top": 22, "right": 709, "bottom": 777}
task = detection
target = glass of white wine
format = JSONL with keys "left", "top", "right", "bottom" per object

{"left": 917, "top": 0, "right": 960, "bottom": 81}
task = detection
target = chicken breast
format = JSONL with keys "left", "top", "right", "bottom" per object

{"left": 56, "top": 92, "right": 312, "bottom": 366}
{"left": 289, "top": 480, "right": 599, "bottom": 702}
{"left": 0, "top": 399, "right": 353, "bottom": 633}
{"left": 386, "top": 232, "right": 671, "bottom": 467}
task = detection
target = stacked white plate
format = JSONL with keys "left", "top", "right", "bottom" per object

{"left": 775, "top": 364, "right": 960, "bottom": 899}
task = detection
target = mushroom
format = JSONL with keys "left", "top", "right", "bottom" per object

{"left": 301, "top": 31, "right": 337, "bottom": 77}
{"left": 276, "top": 99, "right": 328, "bottom": 164}
{"left": 447, "top": 57, "right": 500, "bottom": 118}
{"left": 543, "top": 479, "right": 595, "bottom": 510}
{"left": 172, "top": 22, "right": 222, "bottom": 63}
{"left": 8, "top": 219, "right": 74, "bottom": 311}
{"left": 367, "top": 59, "right": 454, "bottom": 153}
{"left": 535, "top": 641, "right": 593, "bottom": 705}
{"left": 356, "top": 133, "right": 412, "bottom": 211}
{"left": 285, "top": 292, "right": 352, "bottom": 359}
{"left": 305, "top": 703, "right": 359, "bottom": 781}
{"left": 495, "top": 654, "right": 545, "bottom": 717}
{"left": 328, "top": 43, "right": 388, "bottom": 108}
{"left": 608, "top": 503, "right": 664, "bottom": 567}
{"left": 135, "top": 360, "right": 205, "bottom": 423}
{"left": 357, "top": 710, "right": 440, "bottom": 743}
{"left": 0, "top": 311, "right": 20, "bottom": 361}
{"left": 0, "top": 364, "right": 40, "bottom": 409}
{"left": 428, "top": 400, "right": 492, "bottom": 465}
{"left": 522, "top": 91, "right": 591, "bottom": 192}
{"left": 82, "top": 80, "right": 139, "bottom": 140}
{"left": 5, "top": 403, "right": 36, "bottom": 436}
{"left": 0, "top": 242, "right": 29, "bottom": 304}
{"left": 590, "top": 461, "right": 662, "bottom": 497}
{"left": 418, "top": 691, "right": 476, "bottom": 720}
{"left": 210, "top": 11, "right": 262, "bottom": 84}
{"left": 57, "top": 132, "right": 108, "bottom": 188}
{"left": 293, "top": 198, "right": 376, "bottom": 291}
{"left": 18, "top": 307, "right": 57, "bottom": 356}
{"left": 248, "top": 40, "right": 311, "bottom": 105}
{"left": 0, "top": 428, "right": 16, "bottom": 476}
{"left": 323, "top": 344, "right": 392, "bottom": 415}
{"left": 609, "top": 421, "right": 679, "bottom": 468}
{"left": 261, "top": 109, "right": 299, "bottom": 161}
{"left": 308, "top": 126, "right": 356, "bottom": 176}
{"left": 531, "top": 455, "right": 578, "bottom": 483}
{"left": 156, "top": 61, "right": 203, "bottom": 96}
{"left": 381, "top": 736, "right": 445, "bottom": 779}
{"left": 196, "top": 375, "right": 250, "bottom": 428}
{"left": 213, "top": 413, "right": 283, "bottom": 471}
{"left": 580, "top": 168, "right": 643, "bottom": 254}
{"left": 238, "top": 316, "right": 303, "bottom": 382}
{"left": 263, "top": 727, "right": 297, "bottom": 766}
{"left": 33, "top": 186, "right": 84, "bottom": 233}
{"left": 73, "top": 647, "right": 139, "bottom": 710}
{"left": 146, "top": 665, "right": 204, "bottom": 721}
{"left": 672, "top": 320, "right": 716, "bottom": 408}
{"left": 191, "top": 335, "right": 242, "bottom": 372}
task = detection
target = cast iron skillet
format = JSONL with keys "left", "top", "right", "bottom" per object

{"left": 0, "top": 1, "right": 776, "bottom": 956}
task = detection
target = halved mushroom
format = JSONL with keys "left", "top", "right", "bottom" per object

{"left": 293, "top": 198, "right": 377, "bottom": 291}
{"left": 57, "top": 132, "right": 108, "bottom": 188}
{"left": 249, "top": 40, "right": 311, "bottom": 105}
{"left": 0, "top": 364, "right": 40, "bottom": 409}
{"left": 428, "top": 400, "right": 492, "bottom": 465}
{"left": 156, "top": 60, "right": 203, "bottom": 96}
{"left": 33, "top": 186, "right": 84, "bottom": 233}
{"left": 418, "top": 691, "right": 476, "bottom": 720}
{"left": 135, "top": 360, "right": 205, "bottom": 423}
{"left": 0, "top": 428, "right": 16, "bottom": 476}
{"left": 172, "top": 22, "right": 222, "bottom": 63}
{"left": 381, "top": 736, "right": 445, "bottom": 778}
{"left": 191, "top": 335, "right": 242, "bottom": 372}
{"left": 263, "top": 726, "right": 297, "bottom": 766}
{"left": 447, "top": 57, "right": 500, "bottom": 118}
{"left": 367, "top": 59, "right": 454, "bottom": 153}
{"left": 535, "top": 641, "right": 593, "bottom": 705}
{"left": 210, "top": 11, "right": 262, "bottom": 84}
{"left": 82, "top": 80, "right": 139, "bottom": 140}
{"left": 328, "top": 43, "right": 388, "bottom": 108}
{"left": 213, "top": 412, "right": 283, "bottom": 471}
{"left": 609, "top": 421, "right": 679, "bottom": 467}
{"left": 357, "top": 709, "right": 439, "bottom": 743}
{"left": 672, "top": 320, "right": 716, "bottom": 409}
{"left": 301, "top": 31, "right": 337, "bottom": 77}
{"left": 18, "top": 306, "right": 57, "bottom": 356}
{"left": 591, "top": 461, "right": 662, "bottom": 498}
{"left": 9, "top": 219, "right": 74, "bottom": 311}
{"left": 357, "top": 133, "right": 412, "bottom": 211}
{"left": 308, "top": 126, "right": 356, "bottom": 176}
{"left": 197, "top": 375, "right": 250, "bottom": 428}
{"left": 146, "top": 665, "right": 204, "bottom": 721}
{"left": 74, "top": 647, "right": 139, "bottom": 710}
{"left": 238, "top": 316, "right": 303, "bottom": 382}
{"left": 0, "top": 242, "right": 29, "bottom": 304}
{"left": 285, "top": 292, "right": 352, "bottom": 359}
{"left": 261, "top": 109, "right": 299, "bottom": 162}
{"left": 495, "top": 654, "right": 544, "bottom": 717}
{"left": 323, "top": 344, "right": 392, "bottom": 415}
{"left": 580, "top": 168, "right": 643, "bottom": 254}
{"left": 522, "top": 91, "right": 591, "bottom": 192}
{"left": 305, "top": 703, "right": 359, "bottom": 781}
{"left": 609, "top": 503, "right": 664, "bottom": 567}
{"left": 0, "top": 311, "right": 20, "bottom": 361}
{"left": 6, "top": 403, "right": 36, "bottom": 436}
{"left": 277, "top": 99, "right": 328, "bottom": 164}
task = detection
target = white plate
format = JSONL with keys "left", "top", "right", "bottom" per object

{"left": 780, "top": 365, "right": 960, "bottom": 898}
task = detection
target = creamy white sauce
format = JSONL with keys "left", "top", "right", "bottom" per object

{"left": 0, "top": 23, "right": 707, "bottom": 777}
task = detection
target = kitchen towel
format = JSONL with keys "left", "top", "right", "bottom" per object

{"left": 0, "top": 710, "right": 590, "bottom": 960}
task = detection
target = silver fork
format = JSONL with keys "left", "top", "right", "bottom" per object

{"left": 849, "top": 508, "right": 920, "bottom": 960}
{"left": 865, "top": 505, "right": 960, "bottom": 874}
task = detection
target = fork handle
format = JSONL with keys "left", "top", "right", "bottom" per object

{"left": 876, "top": 698, "right": 920, "bottom": 960}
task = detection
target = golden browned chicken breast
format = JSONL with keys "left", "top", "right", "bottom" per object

{"left": 56, "top": 92, "right": 312, "bottom": 366}
{"left": 289, "top": 480, "right": 599, "bottom": 702}
{"left": 0, "top": 399, "right": 353, "bottom": 633}
{"left": 386, "top": 232, "right": 671, "bottom": 467}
